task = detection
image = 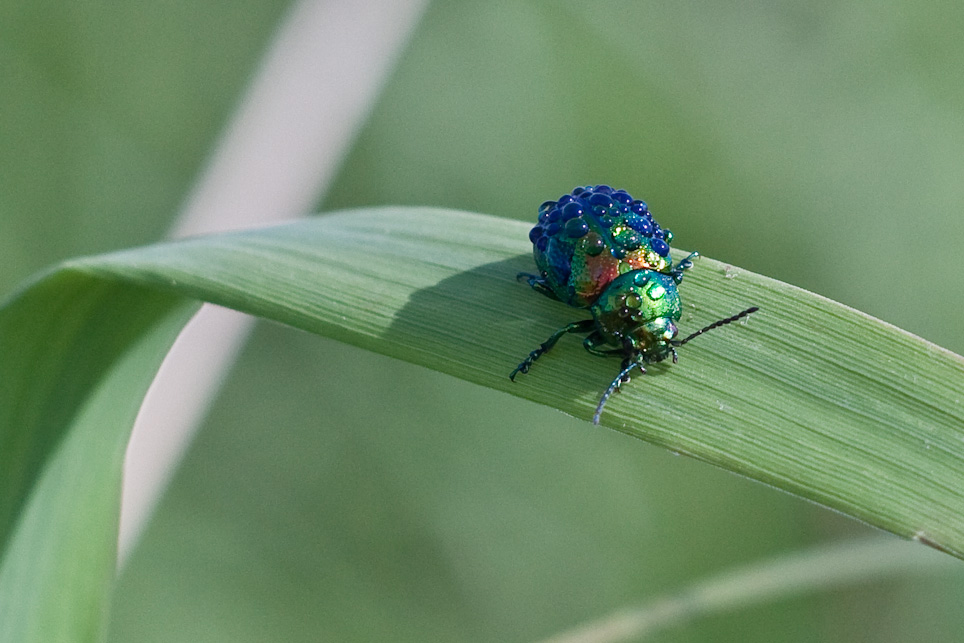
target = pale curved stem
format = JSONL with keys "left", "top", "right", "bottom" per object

{"left": 118, "top": 0, "right": 429, "bottom": 566}
{"left": 537, "top": 537, "right": 958, "bottom": 643}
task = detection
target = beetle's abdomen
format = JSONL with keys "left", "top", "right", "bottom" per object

{"left": 528, "top": 185, "right": 675, "bottom": 308}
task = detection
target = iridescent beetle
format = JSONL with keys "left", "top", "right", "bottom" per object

{"left": 510, "top": 185, "right": 758, "bottom": 424}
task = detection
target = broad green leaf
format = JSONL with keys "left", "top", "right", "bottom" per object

{"left": 1, "top": 207, "right": 963, "bottom": 639}
{"left": 0, "top": 275, "right": 197, "bottom": 641}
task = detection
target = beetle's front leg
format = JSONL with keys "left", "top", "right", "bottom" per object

{"left": 583, "top": 331, "right": 622, "bottom": 358}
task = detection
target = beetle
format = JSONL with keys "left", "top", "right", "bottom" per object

{"left": 511, "top": 185, "right": 758, "bottom": 424}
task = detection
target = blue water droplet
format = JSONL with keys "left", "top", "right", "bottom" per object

{"left": 565, "top": 218, "right": 589, "bottom": 238}
{"left": 561, "top": 201, "right": 584, "bottom": 220}
{"left": 588, "top": 193, "right": 613, "bottom": 207}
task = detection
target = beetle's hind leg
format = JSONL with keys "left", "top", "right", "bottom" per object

{"left": 510, "top": 319, "right": 595, "bottom": 380}
{"left": 516, "top": 272, "right": 559, "bottom": 300}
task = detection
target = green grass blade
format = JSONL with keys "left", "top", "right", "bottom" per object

{"left": 1, "top": 206, "right": 963, "bottom": 639}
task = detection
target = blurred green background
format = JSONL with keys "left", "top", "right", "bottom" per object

{"left": 4, "top": 1, "right": 964, "bottom": 641}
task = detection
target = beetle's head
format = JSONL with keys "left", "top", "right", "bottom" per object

{"left": 633, "top": 317, "right": 679, "bottom": 362}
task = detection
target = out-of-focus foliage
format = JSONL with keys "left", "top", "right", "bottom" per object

{"left": 0, "top": 0, "right": 292, "bottom": 286}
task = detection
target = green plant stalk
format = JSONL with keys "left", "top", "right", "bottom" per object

{"left": 1, "top": 207, "right": 963, "bottom": 640}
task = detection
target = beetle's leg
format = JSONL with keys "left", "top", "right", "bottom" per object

{"left": 516, "top": 272, "right": 558, "bottom": 300}
{"left": 510, "top": 319, "right": 595, "bottom": 380}
{"left": 670, "top": 252, "right": 700, "bottom": 284}
{"left": 585, "top": 336, "right": 639, "bottom": 385}
{"left": 583, "top": 331, "right": 621, "bottom": 358}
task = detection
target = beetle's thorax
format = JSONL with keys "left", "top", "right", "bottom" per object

{"left": 589, "top": 269, "right": 683, "bottom": 356}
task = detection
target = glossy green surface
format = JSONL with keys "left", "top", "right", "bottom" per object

{"left": 592, "top": 270, "right": 683, "bottom": 354}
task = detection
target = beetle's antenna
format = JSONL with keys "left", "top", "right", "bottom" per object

{"left": 672, "top": 307, "right": 758, "bottom": 347}
{"left": 593, "top": 362, "right": 643, "bottom": 425}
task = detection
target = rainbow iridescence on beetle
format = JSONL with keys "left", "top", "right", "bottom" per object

{"left": 529, "top": 186, "right": 673, "bottom": 307}
{"left": 511, "top": 184, "right": 758, "bottom": 424}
